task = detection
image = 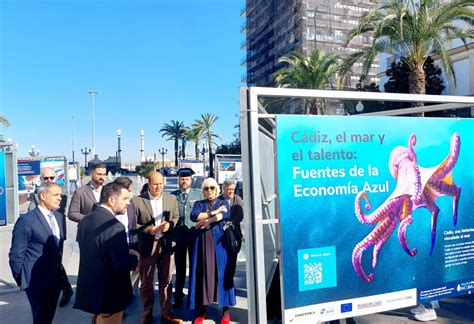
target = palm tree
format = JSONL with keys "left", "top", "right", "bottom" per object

{"left": 0, "top": 116, "right": 10, "bottom": 127}
{"left": 184, "top": 125, "right": 204, "bottom": 159}
{"left": 274, "top": 49, "right": 343, "bottom": 114}
{"left": 194, "top": 113, "right": 220, "bottom": 176}
{"left": 159, "top": 120, "right": 185, "bottom": 167}
{"left": 0, "top": 115, "right": 10, "bottom": 142}
{"left": 344, "top": 0, "right": 474, "bottom": 104}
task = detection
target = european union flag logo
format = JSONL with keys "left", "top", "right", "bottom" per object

{"left": 341, "top": 303, "right": 352, "bottom": 313}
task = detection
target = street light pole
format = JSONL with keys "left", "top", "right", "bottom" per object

{"left": 28, "top": 145, "right": 40, "bottom": 157}
{"left": 158, "top": 148, "right": 168, "bottom": 170}
{"left": 81, "top": 147, "right": 91, "bottom": 167}
{"left": 200, "top": 143, "right": 207, "bottom": 176}
{"left": 88, "top": 89, "right": 98, "bottom": 157}
{"left": 117, "top": 128, "right": 122, "bottom": 168}
{"left": 72, "top": 115, "right": 75, "bottom": 163}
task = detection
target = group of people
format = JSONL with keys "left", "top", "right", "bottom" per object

{"left": 9, "top": 163, "right": 244, "bottom": 324}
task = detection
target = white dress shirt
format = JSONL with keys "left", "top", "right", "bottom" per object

{"left": 38, "top": 205, "right": 60, "bottom": 244}
{"left": 148, "top": 192, "right": 163, "bottom": 238}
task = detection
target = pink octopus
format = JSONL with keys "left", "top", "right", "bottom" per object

{"left": 352, "top": 133, "right": 461, "bottom": 283}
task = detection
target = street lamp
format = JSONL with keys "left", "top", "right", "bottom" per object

{"left": 0, "top": 138, "right": 14, "bottom": 152}
{"left": 88, "top": 89, "right": 98, "bottom": 157}
{"left": 81, "top": 147, "right": 91, "bottom": 167}
{"left": 116, "top": 128, "right": 122, "bottom": 168}
{"left": 200, "top": 143, "right": 208, "bottom": 176}
{"left": 28, "top": 145, "right": 40, "bottom": 157}
{"left": 158, "top": 148, "right": 168, "bottom": 169}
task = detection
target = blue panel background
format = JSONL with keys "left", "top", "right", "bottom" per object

{"left": 276, "top": 115, "right": 474, "bottom": 309}
{"left": 0, "top": 152, "right": 6, "bottom": 226}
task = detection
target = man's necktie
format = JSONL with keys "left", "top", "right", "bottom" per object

{"left": 48, "top": 213, "right": 59, "bottom": 245}
{"left": 182, "top": 192, "right": 188, "bottom": 202}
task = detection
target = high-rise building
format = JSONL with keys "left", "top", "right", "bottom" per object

{"left": 242, "top": 0, "right": 379, "bottom": 88}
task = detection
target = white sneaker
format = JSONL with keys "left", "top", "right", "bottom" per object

{"left": 414, "top": 308, "right": 437, "bottom": 322}
{"left": 410, "top": 304, "right": 426, "bottom": 315}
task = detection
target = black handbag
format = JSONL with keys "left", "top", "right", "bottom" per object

{"left": 222, "top": 221, "right": 241, "bottom": 254}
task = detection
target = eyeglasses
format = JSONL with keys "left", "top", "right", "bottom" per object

{"left": 43, "top": 177, "right": 55, "bottom": 181}
{"left": 204, "top": 186, "right": 215, "bottom": 191}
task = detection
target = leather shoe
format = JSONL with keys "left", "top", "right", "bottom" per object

{"left": 172, "top": 298, "right": 183, "bottom": 309}
{"left": 58, "top": 288, "right": 73, "bottom": 307}
{"left": 161, "top": 313, "right": 183, "bottom": 324}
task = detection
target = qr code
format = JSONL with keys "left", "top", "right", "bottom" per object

{"left": 304, "top": 262, "right": 323, "bottom": 285}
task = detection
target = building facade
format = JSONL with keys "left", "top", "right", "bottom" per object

{"left": 242, "top": 0, "right": 379, "bottom": 87}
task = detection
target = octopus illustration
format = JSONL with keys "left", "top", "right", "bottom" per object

{"left": 352, "top": 133, "right": 461, "bottom": 283}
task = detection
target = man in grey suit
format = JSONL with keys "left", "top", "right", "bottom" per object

{"left": 28, "top": 167, "right": 73, "bottom": 307}
{"left": 10, "top": 183, "right": 65, "bottom": 323}
{"left": 133, "top": 171, "right": 182, "bottom": 324}
{"left": 170, "top": 168, "right": 203, "bottom": 308}
{"left": 67, "top": 163, "right": 106, "bottom": 223}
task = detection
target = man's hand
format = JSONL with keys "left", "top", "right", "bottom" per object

{"left": 148, "top": 225, "right": 160, "bottom": 235}
{"left": 157, "top": 221, "right": 170, "bottom": 233}
{"left": 129, "top": 249, "right": 140, "bottom": 272}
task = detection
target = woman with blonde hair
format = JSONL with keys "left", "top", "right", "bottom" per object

{"left": 187, "top": 177, "right": 236, "bottom": 324}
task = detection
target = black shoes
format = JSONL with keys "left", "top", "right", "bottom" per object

{"left": 58, "top": 288, "right": 73, "bottom": 307}
{"left": 172, "top": 298, "right": 183, "bottom": 309}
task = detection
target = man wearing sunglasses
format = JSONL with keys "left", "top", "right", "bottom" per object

{"left": 28, "top": 167, "right": 73, "bottom": 307}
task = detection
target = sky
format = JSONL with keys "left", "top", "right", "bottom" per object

{"left": 0, "top": 0, "right": 245, "bottom": 165}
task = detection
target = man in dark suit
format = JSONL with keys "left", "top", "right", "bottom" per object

{"left": 9, "top": 182, "right": 65, "bottom": 324}
{"left": 170, "top": 168, "right": 203, "bottom": 308}
{"left": 113, "top": 176, "right": 139, "bottom": 295}
{"left": 74, "top": 182, "right": 139, "bottom": 323}
{"left": 28, "top": 167, "right": 73, "bottom": 307}
{"left": 67, "top": 162, "right": 107, "bottom": 223}
{"left": 133, "top": 171, "right": 181, "bottom": 324}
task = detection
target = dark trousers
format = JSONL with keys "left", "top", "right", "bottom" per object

{"left": 60, "top": 264, "right": 72, "bottom": 291}
{"left": 174, "top": 227, "right": 193, "bottom": 300}
{"left": 26, "top": 280, "right": 61, "bottom": 324}
{"left": 139, "top": 240, "right": 174, "bottom": 320}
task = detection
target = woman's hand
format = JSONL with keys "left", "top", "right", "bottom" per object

{"left": 195, "top": 218, "right": 211, "bottom": 229}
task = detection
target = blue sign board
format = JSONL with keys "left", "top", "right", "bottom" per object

{"left": 0, "top": 152, "right": 6, "bottom": 226}
{"left": 276, "top": 115, "right": 474, "bottom": 322}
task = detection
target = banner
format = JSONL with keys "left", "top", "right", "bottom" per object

{"left": 215, "top": 156, "right": 242, "bottom": 184}
{"left": 0, "top": 152, "right": 6, "bottom": 226}
{"left": 276, "top": 115, "right": 474, "bottom": 322}
{"left": 17, "top": 157, "right": 67, "bottom": 192}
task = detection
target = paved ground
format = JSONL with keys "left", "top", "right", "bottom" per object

{"left": 0, "top": 178, "right": 473, "bottom": 323}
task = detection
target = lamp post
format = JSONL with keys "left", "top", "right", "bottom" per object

{"left": 0, "top": 138, "right": 14, "bottom": 152}
{"left": 200, "top": 143, "right": 207, "bottom": 176}
{"left": 158, "top": 148, "right": 167, "bottom": 169}
{"left": 81, "top": 147, "right": 91, "bottom": 167}
{"left": 71, "top": 115, "right": 75, "bottom": 163}
{"left": 28, "top": 145, "right": 40, "bottom": 157}
{"left": 88, "top": 89, "right": 98, "bottom": 157}
{"left": 116, "top": 128, "right": 122, "bottom": 168}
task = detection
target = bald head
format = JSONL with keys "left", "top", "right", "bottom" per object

{"left": 40, "top": 168, "right": 56, "bottom": 183}
{"left": 148, "top": 171, "right": 165, "bottom": 198}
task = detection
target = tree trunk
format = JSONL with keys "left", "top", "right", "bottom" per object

{"left": 409, "top": 66, "right": 426, "bottom": 116}
{"left": 174, "top": 139, "right": 179, "bottom": 167}
{"left": 195, "top": 143, "right": 199, "bottom": 159}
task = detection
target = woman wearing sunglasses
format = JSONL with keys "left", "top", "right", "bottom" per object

{"left": 188, "top": 177, "right": 236, "bottom": 324}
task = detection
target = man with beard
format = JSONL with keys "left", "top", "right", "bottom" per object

{"left": 74, "top": 182, "right": 139, "bottom": 323}
{"left": 68, "top": 163, "right": 107, "bottom": 224}
{"left": 170, "top": 168, "right": 203, "bottom": 308}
